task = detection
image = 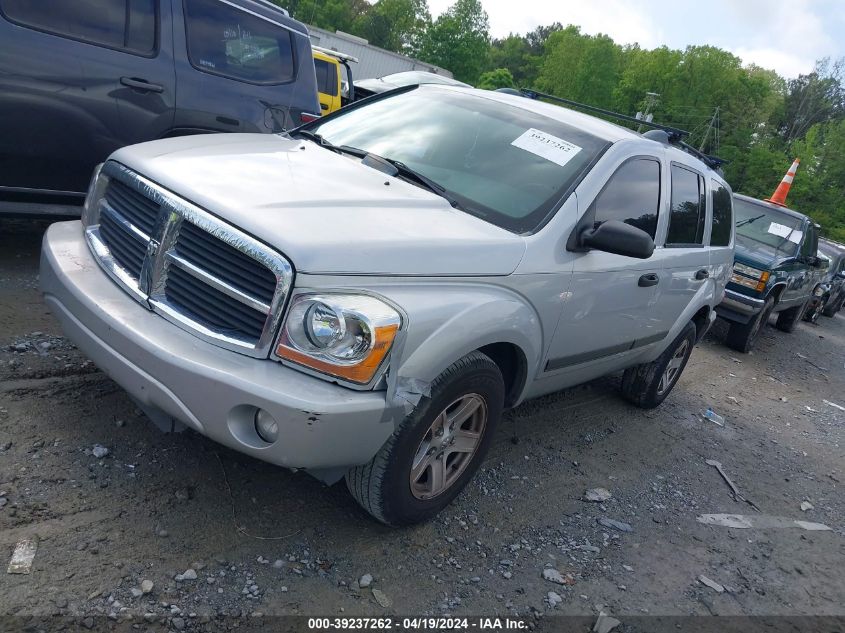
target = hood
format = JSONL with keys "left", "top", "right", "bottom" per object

{"left": 734, "top": 234, "right": 797, "bottom": 270}
{"left": 110, "top": 134, "right": 525, "bottom": 277}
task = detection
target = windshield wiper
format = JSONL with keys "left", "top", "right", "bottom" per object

{"left": 367, "top": 154, "right": 465, "bottom": 210}
{"left": 288, "top": 130, "right": 365, "bottom": 157}
{"left": 736, "top": 214, "right": 765, "bottom": 228}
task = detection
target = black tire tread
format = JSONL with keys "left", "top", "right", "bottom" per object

{"left": 345, "top": 351, "right": 501, "bottom": 526}
{"left": 621, "top": 321, "right": 696, "bottom": 409}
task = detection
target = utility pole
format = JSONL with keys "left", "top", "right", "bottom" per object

{"left": 699, "top": 106, "right": 720, "bottom": 152}
{"left": 636, "top": 92, "right": 660, "bottom": 133}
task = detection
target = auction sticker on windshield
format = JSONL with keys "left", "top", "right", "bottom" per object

{"left": 767, "top": 222, "right": 803, "bottom": 244}
{"left": 511, "top": 128, "right": 582, "bottom": 167}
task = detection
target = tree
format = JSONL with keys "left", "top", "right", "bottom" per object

{"left": 415, "top": 0, "right": 490, "bottom": 83}
{"left": 477, "top": 68, "right": 514, "bottom": 90}
{"left": 487, "top": 35, "right": 539, "bottom": 87}
{"left": 353, "top": 0, "right": 431, "bottom": 54}
{"left": 778, "top": 58, "right": 845, "bottom": 143}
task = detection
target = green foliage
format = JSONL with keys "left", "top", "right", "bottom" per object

{"left": 353, "top": 0, "right": 430, "bottom": 54}
{"left": 414, "top": 0, "right": 490, "bottom": 83}
{"left": 477, "top": 68, "right": 514, "bottom": 90}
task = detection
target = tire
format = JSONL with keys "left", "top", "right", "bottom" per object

{"left": 725, "top": 297, "right": 775, "bottom": 353}
{"left": 822, "top": 294, "right": 843, "bottom": 317}
{"left": 621, "top": 321, "right": 696, "bottom": 409}
{"left": 776, "top": 298, "right": 811, "bottom": 332}
{"left": 345, "top": 351, "right": 504, "bottom": 526}
{"left": 804, "top": 296, "right": 826, "bottom": 323}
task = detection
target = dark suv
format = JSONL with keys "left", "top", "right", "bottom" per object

{"left": 0, "top": 0, "right": 319, "bottom": 215}
{"left": 716, "top": 193, "right": 826, "bottom": 352}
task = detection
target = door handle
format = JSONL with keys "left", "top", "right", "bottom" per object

{"left": 695, "top": 269, "right": 710, "bottom": 280}
{"left": 638, "top": 273, "right": 659, "bottom": 287}
{"left": 320, "top": 103, "right": 329, "bottom": 111}
{"left": 120, "top": 77, "right": 164, "bottom": 93}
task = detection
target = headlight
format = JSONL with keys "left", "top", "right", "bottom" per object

{"left": 732, "top": 263, "right": 770, "bottom": 292}
{"left": 276, "top": 294, "right": 401, "bottom": 384}
{"left": 81, "top": 163, "right": 107, "bottom": 227}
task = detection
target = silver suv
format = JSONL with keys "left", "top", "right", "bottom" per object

{"left": 40, "top": 86, "right": 734, "bottom": 525}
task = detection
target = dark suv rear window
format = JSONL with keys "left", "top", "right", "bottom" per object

{"left": 184, "top": 0, "right": 295, "bottom": 84}
{"left": 0, "top": 0, "right": 156, "bottom": 54}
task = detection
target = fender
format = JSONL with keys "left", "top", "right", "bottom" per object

{"left": 374, "top": 282, "right": 544, "bottom": 406}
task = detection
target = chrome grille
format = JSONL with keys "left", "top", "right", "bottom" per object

{"left": 84, "top": 161, "right": 293, "bottom": 357}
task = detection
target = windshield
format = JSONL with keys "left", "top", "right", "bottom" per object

{"left": 734, "top": 198, "right": 804, "bottom": 254}
{"left": 309, "top": 87, "right": 609, "bottom": 232}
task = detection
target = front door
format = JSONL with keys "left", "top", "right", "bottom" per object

{"left": 545, "top": 156, "right": 664, "bottom": 378}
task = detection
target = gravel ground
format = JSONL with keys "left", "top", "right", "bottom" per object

{"left": 1, "top": 219, "right": 844, "bottom": 631}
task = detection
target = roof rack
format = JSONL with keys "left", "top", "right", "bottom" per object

{"left": 519, "top": 89, "right": 728, "bottom": 171}
{"left": 312, "top": 45, "right": 359, "bottom": 64}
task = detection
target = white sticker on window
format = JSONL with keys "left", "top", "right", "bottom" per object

{"left": 767, "top": 222, "right": 803, "bottom": 244}
{"left": 511, "top": 128, "right": 582, "bottom": 167}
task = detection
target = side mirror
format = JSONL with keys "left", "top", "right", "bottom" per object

{"left": 580, "top": 220, "right": 655, "bottom": 259}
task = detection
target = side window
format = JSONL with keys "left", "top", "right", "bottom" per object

{"left": 710, "top": 181, "right": 733, "bottom": 246}
{"left": 0, "top": 0, "right": 156, "bottom": 54}
{"left": 800, "top": 225, "right": 817, "bottom": 258}
{"left": 592, "top": 158, "right": 660, "bottom": 239}
{"left": 666, "top": 165, "right": 706, "bottom": 246}
{"left": 184, "top": 0, "right": 295, "bottom": 84}
{"left": 314, "top": 58, "right": 338, "bottom": 96}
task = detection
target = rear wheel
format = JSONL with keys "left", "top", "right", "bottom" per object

{"left": 621, "top": 322, "right": 696, "bottom": 409}
{"left": 725, "top": 297, "right": 774, "bottom": 353}
{"left": 776, "top": 298, "right": 810, "bottom": 332}
{"left": 345, "top": 351, "right": 504, "bottom": 526}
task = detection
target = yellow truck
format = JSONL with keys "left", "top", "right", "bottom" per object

{"left": 312, "top": 46, "right": 358, "bottom": 115}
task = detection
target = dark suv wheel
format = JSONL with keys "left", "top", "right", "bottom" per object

{"left": 804, "top": 296, "right": 826, "bottom": 323}
{"left": 621, "top": 321, "right": 696, "bottom": 409}
{"left": 725, "top": 297, "right": 774, "bottom": 353}
{"left": 345, "top": 351, "right": 504, "bottom": 526}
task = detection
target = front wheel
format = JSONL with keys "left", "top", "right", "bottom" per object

{"left": 346, "top": 351, "right": 504, "bottom": 526}
{"left": 621, "top": 321, "right": 697, "bottom": 409}
{"left": 804, "top": 296, "right": 826, "bottom": 323}
{"left": 725, "top": 297, "right": 775, "bottom": 353}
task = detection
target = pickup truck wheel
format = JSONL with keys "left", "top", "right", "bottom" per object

{"left": 822, "top": 295, "right": 843, "bottom": 317}
{"left": 621, "top": 322, "right": 696, "bottom": 409}
{"left": 725, "top": 297, "right": 774, "bottom": 353}
{"left": 345, "top": 352, "right": 504, "bottom": 526}
{"left": 776, "top": 299, "right": 810, "bottom": 333}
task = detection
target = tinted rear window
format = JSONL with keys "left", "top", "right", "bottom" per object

{"left": 710, "top": 180, "right": 733, "bottom": 246}
{"left": 184, "top": 0, "right": 295, "bottom": 84}
{"left": 0, "top": 0, "right": 156, "bottom": 54}
{"left": 666, "top": 165, "right": 706, "bottom": 246}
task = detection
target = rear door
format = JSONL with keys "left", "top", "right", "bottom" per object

{"left": 0, "top": 0, "right": 175, "bottom": 196}
{"left": 172, "top": 0, "right": 317, "bottom": 134}
{"left": 648, "top": 163, "right": 711, "bottom": 332}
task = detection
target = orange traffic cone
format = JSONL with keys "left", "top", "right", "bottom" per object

{"left": 765, "top": 158, "right": 799, "bottom": 207}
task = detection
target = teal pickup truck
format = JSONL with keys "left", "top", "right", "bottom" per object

{"left": 716, "top": 193, "right": 827, "bottom": 352}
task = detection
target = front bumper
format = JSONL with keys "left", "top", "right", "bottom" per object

{"left": 40, "top": 221, "right": 397, "bottom": 473}
{"left": 715, "top": 287, "right": 765, "bottom": 324}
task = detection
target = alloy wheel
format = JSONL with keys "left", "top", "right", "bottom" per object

{"left": 657, "top": 339, "right": 689, "bottom": 395}
{"left": 410, "top": 394, "right": 487, "bottom": 500}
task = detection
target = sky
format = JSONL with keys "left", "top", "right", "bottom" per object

{"left": 426, "top": 0, "right": 845, "bottom": 79}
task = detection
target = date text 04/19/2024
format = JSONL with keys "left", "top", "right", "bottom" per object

{"left": 307, "top": 617, "right": 528, "bottom": 630}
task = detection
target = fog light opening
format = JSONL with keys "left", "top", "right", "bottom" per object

{"left": 254, "top": 409, "right": 279, "bottom": 444}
